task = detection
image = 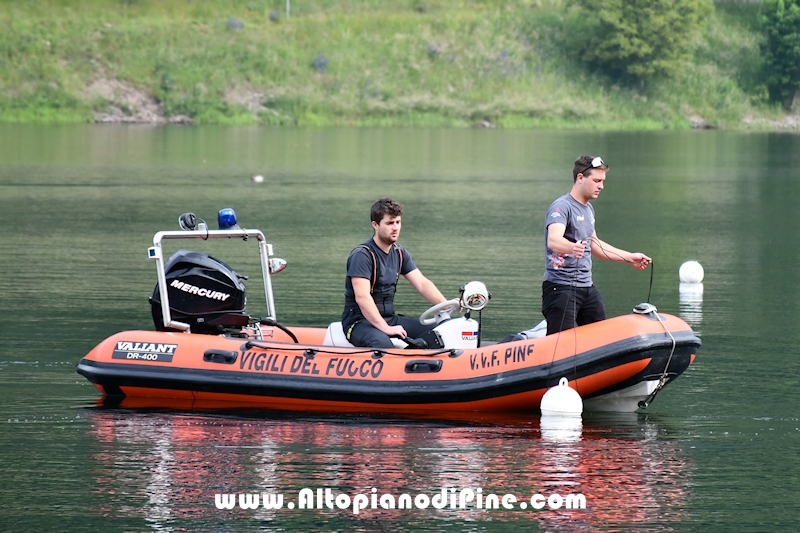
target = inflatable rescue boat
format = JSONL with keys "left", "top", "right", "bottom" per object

{"left": 77, "top": 211, "right": 700, "bottom": 413}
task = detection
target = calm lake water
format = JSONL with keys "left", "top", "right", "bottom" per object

{"left": 1, "top": 124, "right": 798, "bottom": 531}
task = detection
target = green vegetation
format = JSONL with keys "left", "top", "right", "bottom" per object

{"left": 0, "top": 0, "right": 795, "bottom": 128}
{"left": 759, "top": 0, "right": 800, "bottom": 109}
{"left": 570, "top": 0, "right": 712, "bottom": 84}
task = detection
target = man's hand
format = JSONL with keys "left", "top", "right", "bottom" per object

{"left": 571, "top": 240, "right": 586, "bottom": 259}
{"left": 384, "top": 324, "right": 406, "bottom": 338}
{"left": 629, "top": 253, "right": 652, "bottom": 270}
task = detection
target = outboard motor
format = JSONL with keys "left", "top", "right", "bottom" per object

{"left": 150, "top": 249, "right": 249, "bottom": 334}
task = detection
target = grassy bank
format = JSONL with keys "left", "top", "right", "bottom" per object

{"left": 0, "top": 0, "right": 793, "bottom": 129}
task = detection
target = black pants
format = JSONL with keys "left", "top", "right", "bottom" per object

{"left": 348, "top": 315, "right": 434, "bottom": 348}
{"left": 542, "top": 280, "right": 606, "bottom": 336}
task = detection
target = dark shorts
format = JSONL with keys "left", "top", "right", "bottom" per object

{"left": 347, "top": 315, "right": 435, "bottom": 348}
{"left": 541, "top": 280, "right": 606, "bottom": 336}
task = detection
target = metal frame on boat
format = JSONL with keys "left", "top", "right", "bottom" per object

{"left": 148, "top": 228, "right": 281, "bottom": 331}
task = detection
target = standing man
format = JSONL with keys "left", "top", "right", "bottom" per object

{"left": 542, "top": 155, "right": 651, "bottom": 336}
{"left": 342, "top": 198, "right": 448, "bottom": 348}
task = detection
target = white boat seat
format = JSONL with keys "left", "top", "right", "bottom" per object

{"left": 323, "top": 321, "right": 408, "bottom": 348}
{"left": 324, "top": 322, "right": 355, "bottom": 347}
{"left": 520, "top": 320, "right": 548, "bottom": 339}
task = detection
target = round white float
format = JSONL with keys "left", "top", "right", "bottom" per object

{"left": 252, "top": 174, "right": 264, "bottom": 183}
{"left": 679, "top": 260, "right": 704, "bottom": 283}
{"left": 540, "top": 377, "right": 583, "bottom": 417}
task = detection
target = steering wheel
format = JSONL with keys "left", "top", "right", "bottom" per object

{"left": 419, "top": 298, "right": 462, "bottom": 326}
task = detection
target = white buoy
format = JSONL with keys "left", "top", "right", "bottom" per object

{"left": 251, "top": 174, "right": 264, "bottom": 183}
{"left": 679, "top": 260, "right": 704, "bottom": 283}
{"left": 540, "top": 377, "right": 583, "bottom": 416}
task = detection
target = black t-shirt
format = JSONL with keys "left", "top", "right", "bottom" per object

{"left": 342, "top": 238, "right": 417, "bottom": 322}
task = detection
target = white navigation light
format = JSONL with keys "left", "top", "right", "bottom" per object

{"left": 269, "top": 258, "right": 287, "bottom": 274}
{"left": 679, "top": 261, "right": 704, "bottom": 283}
{"left": 461, "top": 281, "right": 489, "bottom": 311}
{"left": 540, "top": 377, "right": 583, "bottom": 417}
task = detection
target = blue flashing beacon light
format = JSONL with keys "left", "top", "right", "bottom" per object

{"left": 218, "top": 208, "right": 240, "bottom": 230}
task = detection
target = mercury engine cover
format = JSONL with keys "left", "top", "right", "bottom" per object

{"left": 150, "top": 249, "right": 249, "bottom": 334}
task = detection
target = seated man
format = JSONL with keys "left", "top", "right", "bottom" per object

{"left": 341, "top": 198, "right": 448, "bottom": 348}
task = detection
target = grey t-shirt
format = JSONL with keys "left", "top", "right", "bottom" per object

{"left": 543, "top": 193, "right": 596, "bottom": 287}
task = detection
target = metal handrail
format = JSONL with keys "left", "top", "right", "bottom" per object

{"left": 148, "top": 228, "right": 277, "bottom": 332}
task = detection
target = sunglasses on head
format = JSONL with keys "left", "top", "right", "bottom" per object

{"left": 579, "top": 156, "right": 605, "bottom": 175}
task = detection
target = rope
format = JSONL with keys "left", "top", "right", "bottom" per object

{"left": 243, "top": 340, "right": 455, "bottom": 358}
{"left": 636, "top": 305, "right": 677, "bottom": 409}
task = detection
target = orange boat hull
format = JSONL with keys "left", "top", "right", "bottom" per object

{"left": 77, "top": 312, "right": 699, "bottom": 413}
